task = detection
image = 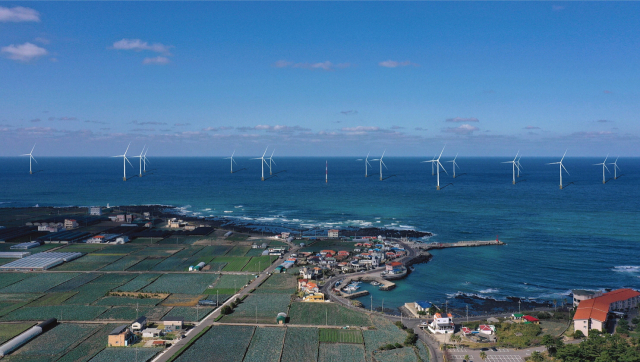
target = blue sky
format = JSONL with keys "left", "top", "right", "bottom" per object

{"left": 1, "top": 2, "right": 638, "bottom": 157}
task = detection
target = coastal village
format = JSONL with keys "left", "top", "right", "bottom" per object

{"left": 0, "top": 205, "right": 638, "bottom": 362}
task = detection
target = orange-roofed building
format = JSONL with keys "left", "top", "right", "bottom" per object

{"left": 573, "top": 288, "right": 640, "bottom": 335}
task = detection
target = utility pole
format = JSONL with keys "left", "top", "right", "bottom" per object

{"left": 371, "top": 294, "right": 373, "bottom": 312}
{"left": 466, "top": 305, "right": 468, "bottom": 323}
{"left": 326, "top": 309, "right": 328, "bottom": 326}
{"left": 518, "top": 300, "right": 521, "bottom": 314}
{"left": 446, "top": 301, "right": 448, "bottom": 315}
{"left": 217, "top": 290, "right": 219, "bottom": 307}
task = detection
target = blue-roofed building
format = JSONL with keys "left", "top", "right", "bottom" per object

{"left": 415, "top": 301, "right": 432, "bottom": 312}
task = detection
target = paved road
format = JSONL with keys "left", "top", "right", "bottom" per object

{"left": 152, "top": 247, "right": 298, "bottom": 362}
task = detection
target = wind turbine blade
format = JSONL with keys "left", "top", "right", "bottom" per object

{"left": 250, "top": 158, "right": 262, "bottom": 160}
{"left": 513, "top": 151, "right": 519, "bottom": 161}
{"left": 366, "top": 151, "right": 370, "bottom": 158}
{"left": 454, "top": 153, "right": 458, "bottom": 161}
{"left": 455, "top": 162, "right": 460, "bottom": 169}
{"left": 438, "top": 145, "right": 445, "bottom": 159}
{"left": 124, "top": 142, "right": 131, "bottom": 156}
{"left": 371, "top": 159, "right": 380, "bottom": 161}
{"left": 560, "top": 149, "right": 567, "bottom": 162}
{"left": 562, "top": 164, "right": 569, "bottom": 175}
{"left": 604, "top": 164, "right": 610, "bottom": 173}
{"left": 438, "top": 162, "right": 448, "bottom": 175}
{"left": 232, "top": 159, "right": 238, "bottom": 165}
{"left": 31, "top": 144, "right": 36, "bottom": 154}
{"left": 381, "top": 150, "right": 386, "bottom": 158}
{"left": 366, "top": 160, "right": 372, "bottom": 167}
{"left": 232, "top": 150, "right": 235, "bottom": 157}
{"left": 20, "top": 154, "right": 30, "bottom": 156}
{"left": 546, "top": 162, "right": 560, "bottom": 165}
{"left": 501, "top": 161, "right": 513, "bottom": 164}
{"left": 603, "top": 154, "right": 608, "bottom": 163}
{"left": 125, "top": 156, "right": 133, "bottom": 168}
{"left": 271, "top": 159, "right": 277, "bottom": 166}
{"left": 31, "top": 156, "right": 38, "bottom": 164}
{"left": 262, "top": 147, "right": 268, "bottom": 158}
{"left": 381, "top": 160, "right": 388, "bottom": 170}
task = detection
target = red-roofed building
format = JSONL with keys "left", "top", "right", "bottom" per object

{"left": 522, "top": 315, "right": 540, "bottom": 324}
{"left": 461, "top": 327, "right": 472, "bottom": 335}
{"left": 573, "top": 288, "right": 640, "bottom": 336}
{"left": 479, "top": 325, "right": 494, "bottom": 334}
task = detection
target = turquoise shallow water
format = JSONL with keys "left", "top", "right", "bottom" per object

{"left": 1, "top": 156, "right": 638, "bottom": 310}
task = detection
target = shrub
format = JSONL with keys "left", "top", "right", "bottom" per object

{"left": 221, "top": 305, "right": 232, "bottom": 315}
{"left": 573, "top": 330, "right": 584, "bottom": 339}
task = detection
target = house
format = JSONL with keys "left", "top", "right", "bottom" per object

{"left": 142, "top": 328, "right": 163, "bottom": 338}
{"left": 64, "top": 219, "right": 78, "bottom": 230}
{"left": 89, "top": 207, "right": 102, "bottom": 216}
{"left": 132, "top": 316, "right": 147, "bottom": 331}
{"left": 414, "top": 301, "right": 431, "bottom": 313}
{"left": 386, "top": 262, "right": 404, "bottom": 273}
{"left": 328, "top": 229, "right": 339, "bottom": 238}
{"left": 281, "top": 232, "right": 290, "bottom": 239}
{"left": 479, "top": 325, "right": 495, "bottom": 335}
{"left": 337, "top": 250, "right": 350, "bottom": 257}
{"left": 117, "top": 214, "right": 126, "bottom": 222}
{"left": 107, "top": 325, "right": 134, "bottom": 347}
{"left": 303, "top": 293, "right": 325, "bottom": 302}
{"left": 573, "top": 288, "right": 640, "bottom": 336}
{"left": 168, "top": 218, "right": 180, "bottom": 228}
{"left": 461, "top": 327, "right": 472, "bottom": 335}
{"left": 573, "top": 289, "right": 603, "bottom": 307}
{"left": 162, "top": 316, "right": 184, "bottom": 330}
{"left": 126, "top": 214, "right": 133, "bottom": 223}
{"left": 299, "top": 267, "right": 318, "bottom": 280}
{"left": 523, "top": 315, "right": 540, "bottom": 324}
{"left": 511, "top": 313, "right": 524, "bottom": 321}
{"left": 428, "top": 313, "right": 455, "bottom": 334}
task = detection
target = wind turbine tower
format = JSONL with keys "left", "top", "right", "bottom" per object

{"left": 224, "top": 151, "right": 238, "bottom": 173}
{"left": 20, "top": 144, "right": 38, "bottom": 174}
{"left": 502, "top": 151, "right": 520, "bottom": 185}
{"left": 608, "top": 157, "right": 621, "bottom": 180}
{"left": 113, "top": 143, "right": 133, "bottom": 181}
{"left": 422, "top": 146, "right": 448, "bottom": 190}
{"left": 371, "top": 151, "right": 388, "bottom": 181}
{"left": 268, "top": 149, "right": 276, "bottom": 175}
{"left": 593, "top": 155, "right": 610, "bottom": 184}
{"left": 134, "top": 145, "right": 146, "bottom": 177}
{"left": 547, "top": 150, "right": 569, "bottom": 189}
{"left": 326, "top": 160, "right": 328, "bottom": 183}
{"left": 516, "top": 155, "right": 523, "bottom": 177}
{"left": 251, "top": 147, "right": 269, "bottom": 181}
{"left": 356, "top": 152, "right": 373, "bottom": 177}
{"left": 447, "top": 153, "right": 460, "bottom": 178}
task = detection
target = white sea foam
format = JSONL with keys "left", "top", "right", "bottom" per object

{"left": 224, "top": 211, "right": 233, "bottom": 213}
{"left": 613, "top": 266, "right": 640, "bottom": 273}
{"left": 203, "top": 208, "right": 212, "bottom": 211}
{"left": 479, "top": 288, "right": 499, "bottom": 294}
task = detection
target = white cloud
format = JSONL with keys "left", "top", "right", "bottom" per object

{"left": 143, "top": 56, "right": 170, "bottom": 65}
{"left": 1, "top": 42, "right": 47, "bottom": 61}
{"left": 442, "top": 124, "right": 480, "bottom": 135}
{"left": 446, "top": 117, "right": 479, "bottom": 123}
{"left": 341, "top": 126, "right": 381, "bottom": 132}
{"left": 0, "top": 6, "right": 40, "bottom": 22}
{"left": 112, "top": 39, "right": 172, "bottom": 55}
{"left": 274, "top": 60, "right": 351, "bottom": 71}
{"left": 378, "top": 60, "right": 417, "bottom": 68}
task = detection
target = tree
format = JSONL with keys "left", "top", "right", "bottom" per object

{"left": 220, "top": 305, "right": 232, "bottom": 315}
{"left": 464, "top": 354, "right": 470, "bottom": 362}
{"left": 573, "top": 329, "right": 584, "bottom": 339}
{"left": 479, "top": 351, "right": 487, "bottom": 360}
{"left": 528, "top": 351, "right": 545, "bottom": 362}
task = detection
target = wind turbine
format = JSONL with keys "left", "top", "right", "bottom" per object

{"left": 20, "top": 144, "right": 38, "bottom": 174}
{"left": 251, "top": 147, "right": 269, "bottom": 181}
{"left": 134, "top": 145, "right": 146, "bottom": 177}
{"left": 356, "top": 152, "right": 373, "bottom": 177}
{"left": 267, "top": 149, "right": 276, "bottom": 175}
{"left": 224, "top": 150, "right": 238, "bottom": 173}
{"left": 371, "top": 150, "right": 388, "bottom": 181}
{"left": 430, "top": 154, "right": 436, "bottom": 175}
{"left": 422, "top": 146, "right": 448, "bottom": 190}
{"left": 608, "top": 157, "right": 621, "bottom": 180}
{"left": 516, "top": 155, "right": 523, "bottom": 178}
{"left": 502, "top": 151, "right": 520, "bottom": 185}
{"left": 446, "top": 153, "right": 460, "bottom": 178}
{"left": 143, "top": 147, "right": 150, "bottom": 173}
{"left": 113, "top": 143, "right": 133, "bottom": 181}
{"left": 547, "top": 150, "right": 569, "bottom": 189}
{"left": 593, "top": 154, "right": 610, "bottom": 184}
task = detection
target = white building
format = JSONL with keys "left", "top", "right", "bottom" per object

{"left": 89, "top": 207, "right": 102, "bottom": 216}
{"left": 328, "top": 229, "right": 339, "bottom": 238}
{"left": 141, "top": 328, "right": 162, "bottom": 338}
{"left": 132, "top": 316, "right": 147, "bottom": 331}
{"left": 64, "top": 219, "right": 78, "bottom": 230}
{"left": 427, "top": 313, "right": 455, "bottom": 334}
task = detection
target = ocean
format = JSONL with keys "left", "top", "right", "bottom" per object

{"left": 1, "top": 156, "right": 639, "bottom": 312}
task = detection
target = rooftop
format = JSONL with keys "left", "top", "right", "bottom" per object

{"left": 109, "top": 325, "right": 129, "bottom": 335}
{"left": 573, "top": 288, "right": 640, "bottom": 322}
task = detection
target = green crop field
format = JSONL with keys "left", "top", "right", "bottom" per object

{"left": 91, "top": 273, "right": 136, "bottom": 286}
{"left": 56, "top": 323, "right": 120, "bottom": 362}
{"left": 193, "top": 245, "right": 232, "bottom": 258}
{"left": 6, "top": 323, "right": 98, "bottom": 361}
{"left": 100, "top": 256, "right": 145, "bottom": 271}
{"left": 0, "top": 273, "right": 80, "bottom": 294}
{"left": 96, "top": 306, "right": 153, "bottom": 321}
{"left": 281, "top": 327, "right": 319, "bottom": 362}
{"left": 254, "top": 273, "right": 297, "bottom": 294}
{"left": 227, "top": 245, "right": 250, "bottom": 256}
{"left": 164, "top": 306, "right": 213, "bottom": 322}
{"left": 53, "top": 254, "right": 124, "bottom": 271}
{"left": 2, "top": 305, "right": 108, "bottom": 321}
{"left": 62, "top": 283, "right": 115, "bottom": 305}
{"left": 142, "top": 273, "right": 218, "bottom": 295}
{"left": 222, "top": 293, "right": 291, "bottom": 324}
{"left": 0, "top": 322, "right": 34, "bottom": 344}
{"left": 288, "top": 303, "right": 371, "bottom": 327}
{"left": 319, "top": 328, "right": 364, "bottom": 344}
{"left": 27, "top": 292, "right": 77, "bottom": 307}
{"left": 115, "top": 273, "right": 162, "bottom": 292}
{"left": 160, "top": 294, "right": 202, "bottom": 307}
{"left": 242, "top": 327, "right": 285, "bottom": 362}
{"left": 126, "top": 257, "right": 165, "bottom": 271}
{"left": 95, "top": 296, "right": 165, "bottom": 306}
{"left": 174, "top": 325, "right": 255, "bottom": 362}
{"left": 213, "top": 274, "right": 256, "bottom": 290}
{"left": 47, "top": 273, "right": 102, "bottom": 293}
{"left": 210, "top": 256, "right": 251, "bottom": 271}
{"left": 242, "top": 256, "right": 278, "bottom": 272}
{"left": 131, "top": 246, "right": 182, "bottom": 257}
{"left": 207, "top": 262, "right": 227, "bottom": 271}
{"left": 88, "top": 348, "right": 159, "bottom": 362}
{"left": 0, "top": 273, "right": 32, "bottom": 289}
{"left": 226, "top": 233, "right": 249, "bottom": 241}
{"left": 374, "top": 347, "right": 420, "bottom": 362}
{"left": 318, "top": 343, "right": 366, "bottom": 362}
{"left": 363, "top": 316, "right": 406, "bottom": 356}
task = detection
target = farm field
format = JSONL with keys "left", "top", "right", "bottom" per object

{"left": 210, "top": 256, "right": 251, "bottom": 271}
{"left": 164, "top": 306, "right": 213, "bottom": 322}
{"left": 0, "top": 322, "right": 34, "bottom": 344}
{"left": 227, "top": 245, "right": 250, "bottom": 256}
{"left": 96, "top": 306, "right": 154, "bottom": 321}
{"left": 0, "top": 273, "right": 33, "bottom": 289}
{"left": 374, "top": 347, "right": 420, "bottom": 362}
{"left": 319, "top": 328, "right": 364, "bottom": 344}
{"left": 0, "top": 273, "right": 80, "bottom": 294}
{"left": 2, "top": 305, "right": 108, "bottom": 321}
{"left": 115, "top": 273, "right": 162, "bottom": 292}
{"left": 280, "top": 327, "right": 319, "bottom": 362}
{"left": 99, "top": 256, "right": 145, "bottom": 271}
{"left": 160, "top": 294, "right": 202, "bottom": 307}
{"left": 222, "top": 293, "right": 291, "bottom": 324}
{"left": 242, "top": 327, "right": 286, "bottom": 362}
{"left": 254, "top": 273, "right": 297, "bottom": 294}
{"left": 192, "top": 245, "right": 232, "bottom": 258}
{"left": 53, "top": 254, "right": 123, "bottom": 271}
{"left": 363, "top": 316, "right": 407, "bottom": 356}
{"left": 318, "top": 342, "right": 366, "bottom": 362}
{"left": 173, "top": 325, "right": 255, "bottom": 362}
{"left": 47, "top": 273, "right": 102, "bottom": 293}
{"left": 5, "top": 323, "right": 98, "bottom": 362}
{"left": 88, "top": 347, "right": 159, "bottom": 362}
{"left": 141, "top": 273, "right": 218, "bottom": 294}
{"left": 242, "top": 256, "right": 278, "bottom": 272}
{"left": 288, "top": 303, "right": 371, "bottom": 326}
{"left": 55, "top": 323, "right": 120, "bottom": 362}
{"left": 26, "top": 292, "right": 77, "bottom": 307}
{"left": 95, "top": 296, "right": 164, "bottom": 306}
{"left": 212, "top": 274, "right": 255, "bottom": 290}
{"left": 126, "top": 257, "right": 164, "bottom": 271}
